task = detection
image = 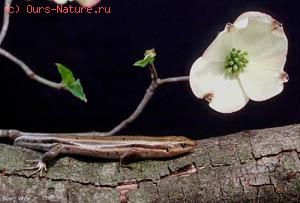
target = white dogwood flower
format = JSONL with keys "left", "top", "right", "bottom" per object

{"left": 52, "top": 0, "right": 69, "bottom": 4}
{"left": 76, "top": 0, "right": 102, "bottom": 7}
{"left": 190, "top": 11, "right": 288, "bottom": 113}
{"left": 52, "top": 0, "right": 101, "bottom": 7}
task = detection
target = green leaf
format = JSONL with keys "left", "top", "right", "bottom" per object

{"left": 133, "top": 49, "right": 156, "bottom": 68}
{"left": 56, "top": 63, "right": 76, "bottom": 85}
{"left": 133, "top": 59, "right": 149, "bottom": 68}
{"left": 66, "top": 79, "right": 87, "bottom": 103}
{"left": 55, "top": 63, "right": 87, "bottom": 102}
{"left": 147, "top": 56, "right": 155, "bottom": 64}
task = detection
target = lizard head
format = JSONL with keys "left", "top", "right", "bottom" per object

{"left": 164, "top": 136, "right": 197, "bottom": 156}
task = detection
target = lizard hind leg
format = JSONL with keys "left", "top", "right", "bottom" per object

{"left": 14, "top": 144, "right": 64, "bottom": 177}
{"left": 19, "top": 159, "right": 48, "bottom": 177}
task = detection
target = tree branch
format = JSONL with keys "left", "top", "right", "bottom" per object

{"left": 1, "top": 124, "right": 300, "bottom": 202}
{"left": 0, "top": 48, "right": 64, "bottom": 89}
{"left": 0, "top": 0, "right": 12, "bottom": 45}
{"left": 0, "top": 0, "right": 64, "bottom": 89}
{"left": 158, "top": 76, "right": 189, "bottom": 85}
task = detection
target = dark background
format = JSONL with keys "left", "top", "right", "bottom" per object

{"left": 0, "top": 0, "right": 298, "bottom": 139}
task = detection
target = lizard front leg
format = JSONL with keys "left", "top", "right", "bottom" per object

{"left": 118, "top": 149, "right": 139, "bottom": 171}
{"left": 15, "top": 144, "right": 64, "bottom": 177}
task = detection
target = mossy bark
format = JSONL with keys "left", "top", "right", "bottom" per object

{"left": 1, "top": 124, "right": 300, "bottom": 202}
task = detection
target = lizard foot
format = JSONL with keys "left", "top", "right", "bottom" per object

{"left": 15, "top": 160, "right": 47, "bottom": 177}
{"left": 118, "top": 162, "right": 134, "bottom": 172}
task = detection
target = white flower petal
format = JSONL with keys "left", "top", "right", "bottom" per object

{"left": 238, "top": 61, "right": 288, "bottom": 101}
{"left": 202, "top": 25, "right": 240, "bottom": 62}
{"left": 52, "top": 0, "right": 69, "bottom": 4}
{"left": 76, "top": 0, "right": 102, "bottom": 7}
{"left": 234, "top": 12, "right": 288, "bottom": 101}
{"left": 190, "top": 57, "right": 249, "bottom": 113}
{"left": 234, "top": 12, "right": 288, "bottom": 68}
{"left": 234, "top": 11, "right": 274, "bottom": 29}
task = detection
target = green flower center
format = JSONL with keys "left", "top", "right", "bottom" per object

{"left": 225, "top": 48, "right": 249, "bottom": 75}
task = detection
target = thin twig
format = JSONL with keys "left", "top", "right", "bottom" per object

{"left": 0, "top": 48, "right": 64, "bottom": 89}
{"left": 0, "top": 0, "right": 189, "bottom": 136}
{"left": 0, "top": 63, "right": 189, "bottom": 137}
{"left": 0, "top": 0, "right": 64, "bottom": 89}
{"left": 158, "top": 76, "right": 189, "bottom": 85}
{"left": 101, "top": 63, "right": 189, "bottom": 136}
{"left": 0, "top": 0, "right": 12, "bottom": 45}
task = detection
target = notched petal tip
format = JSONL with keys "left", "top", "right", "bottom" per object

{"left": 202, "top": 92, "right": 214, "bottom": 102}
{"left": 272, "top": 20, "right": 285, "bottom": 37}
{"left": 279, "top": 71, "right": 289, "bottom": 83}
{"left": 272, "top": 20, "right": 282, "bottom": 30}
{"left": 225, "top": 23, "right": 235, "bottom": 32}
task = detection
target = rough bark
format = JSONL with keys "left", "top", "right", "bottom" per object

{"left": 1, "top": 124, "right": 300, "bottom": 203}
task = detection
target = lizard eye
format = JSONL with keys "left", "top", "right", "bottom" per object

{"left": 181, "top": 143, "right": 187, "bottom": 148}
